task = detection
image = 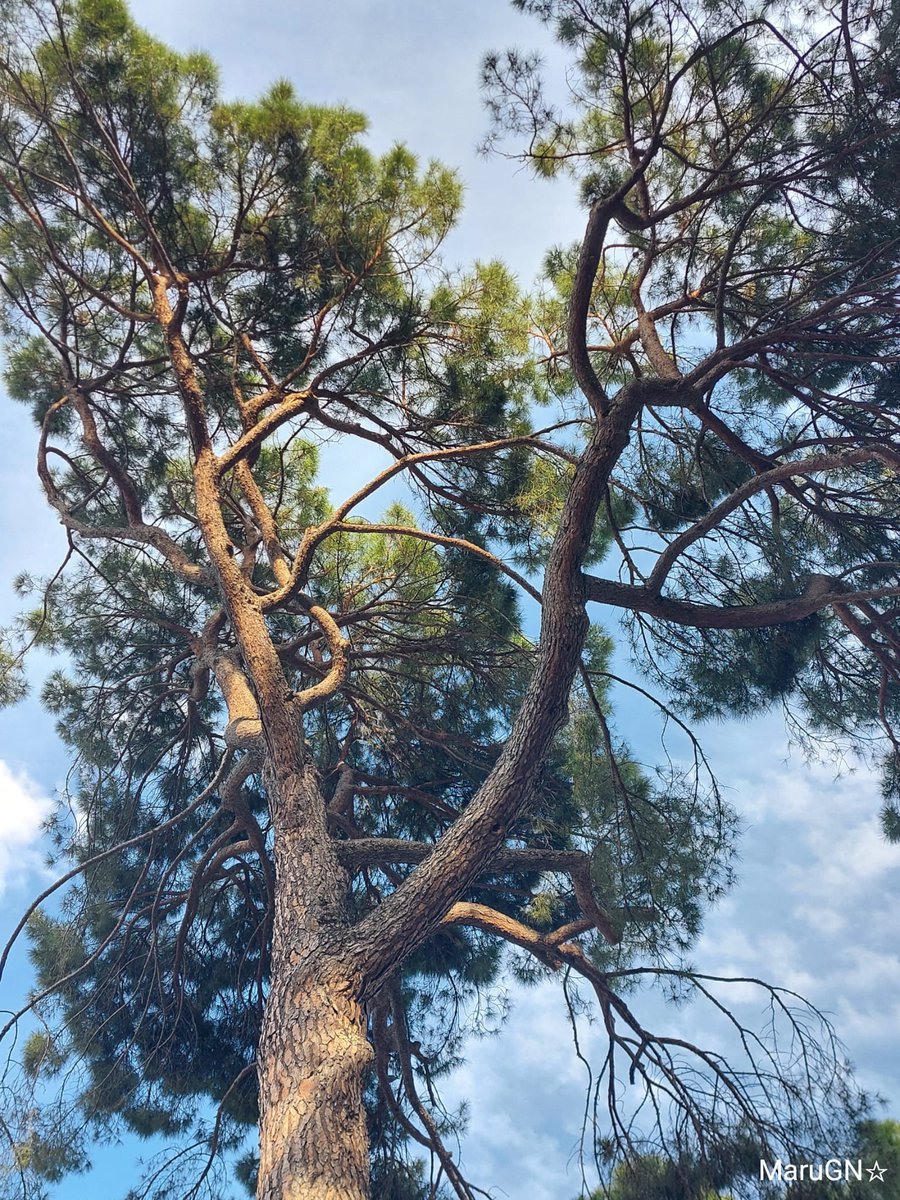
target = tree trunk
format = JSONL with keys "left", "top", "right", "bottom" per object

{"left": 256, "top": 766, "right": 372, "bottom": 1200}
{"left": 257, "top": 968, "right": 372, "bottom": 1200}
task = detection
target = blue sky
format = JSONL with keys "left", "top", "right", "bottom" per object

{"left": 1, "top": 3, "right": 899, "bottom": 1198}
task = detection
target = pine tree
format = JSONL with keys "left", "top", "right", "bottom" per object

{"left": 1, "top": 0, "right": 900, "bottom": 1197}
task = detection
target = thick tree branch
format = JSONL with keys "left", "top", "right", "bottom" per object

{"left": 348, "top": 381, "right": 650, "bottom": 993}
{"left": 583, "top": 575, "right": 900, "bottom": 629}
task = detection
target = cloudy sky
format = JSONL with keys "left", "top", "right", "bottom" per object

{"left": 1, "top": 3, "right": 899, "bottom": 1198}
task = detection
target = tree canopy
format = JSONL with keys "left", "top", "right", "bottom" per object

{"left": 1, "top": 0, "right": 899, "bottom": 1197}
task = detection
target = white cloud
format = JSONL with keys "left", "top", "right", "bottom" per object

{"left": 0, "top": 759, "right": 53, "bottom": 893}
{"left": 441, "top": 983, "right": 599, "bottom": 1200}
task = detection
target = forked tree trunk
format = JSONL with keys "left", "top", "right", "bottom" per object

{"left": 256, "top": 766, "right": 373, "bottom": 1200}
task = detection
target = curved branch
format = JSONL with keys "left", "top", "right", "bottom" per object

{"left": 645, "top": 446, "right": 880, "bottom": 595}
{"left": 293, "top": 605, "right": 350, "bottom": 711}
{"left": 583, "top": 574, "right": 900, "bottom": 629}
{"left": 260, "top": 435, "right": 550, "bottom": 613}
{"left": 327, "top": 522, "right": 542, "bottom": 605}
{"left": 212, "top": 651, "right": 264, "bottom": 749}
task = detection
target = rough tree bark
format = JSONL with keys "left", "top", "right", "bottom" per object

{"left": 257, "top": 769, "right": 370, "bottom": 1200}
{"left": 257, "top": 964, "right": 371, "bottom": 1200}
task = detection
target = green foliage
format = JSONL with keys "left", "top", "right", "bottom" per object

{"left": 585, "top": 1151, "right": 741, "bottom": 1200}
{"left": 0, "top": 635, "right": 28, "bottom": 707}
{"left": 850, "top": 1120, "right": 900, "bottom": 1200}
{"left": 583, "top": 1121, "right": 900, "bottom": 1200}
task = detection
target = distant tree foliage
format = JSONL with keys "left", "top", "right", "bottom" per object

{"left": 582, "top": 1121, "right": 900, "bottom": 1200}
